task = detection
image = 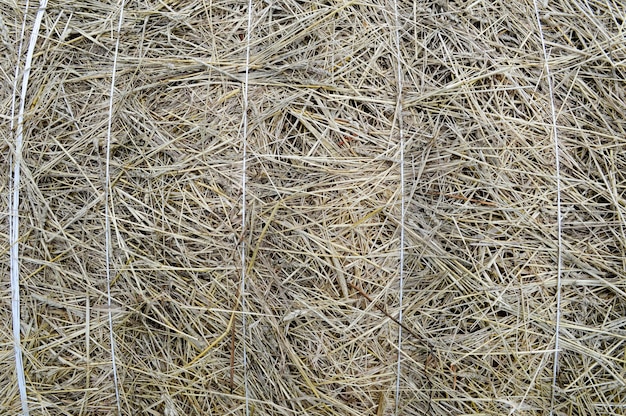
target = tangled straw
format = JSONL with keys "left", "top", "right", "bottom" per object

{"left": 2, "top": 1, "right": 623, "bottom": 414}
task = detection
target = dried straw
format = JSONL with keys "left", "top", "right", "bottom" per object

{"left": 1, "top": 0, "right": 625, "bottom": 415}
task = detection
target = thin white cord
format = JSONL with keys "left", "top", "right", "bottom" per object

{"left": 8, "top": 4, "right": 30, "bottom": 412}
{"left": 239, "top": 1, "right": 254, "bottom": 414}
{"left": 391, "top": 1, "right": 405, "bottom": 414}
{"left": 532, "top": 3, "right": 563, "bottom": 415}
{"left": 9, "top": 0, "right": 29, "bottom": 132}
{"left": 10, "top": 2, "right": 48, "bottom": 414}
{"left": 9, "top": 0, "right": 30, "bottom": 228}
{"left": 104, "top": 1, "right": 125, "bottom": 414}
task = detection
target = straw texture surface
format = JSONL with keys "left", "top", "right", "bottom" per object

{"left": 1, "top": 0, "right": 625, "bottom": 414}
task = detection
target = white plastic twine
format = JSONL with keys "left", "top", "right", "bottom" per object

{"left": 104, "top": 1, "right": 126, "bottom": 413}
{"left": 532, "top": 2, "right": 563, "bottom": 415}
{"left": 239, "top": 0, "right": 254, "bottom": 414}
{"left": 10, "top": 1, "right": 48, "bottom": 414}
{"left": 391, "top": 0, "right": 406, "bottom": 414}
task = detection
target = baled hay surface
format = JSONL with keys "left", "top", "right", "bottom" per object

{"left": 1, "top": 0, "right": 626, "bottom": 414}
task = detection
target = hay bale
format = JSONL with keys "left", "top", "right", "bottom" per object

{"left": 1, "top": 0, "right": 625, "bottom": 414}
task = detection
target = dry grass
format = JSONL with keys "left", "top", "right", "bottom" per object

{"left": 1, "top": 0, "right": 626, "bottom": 414}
